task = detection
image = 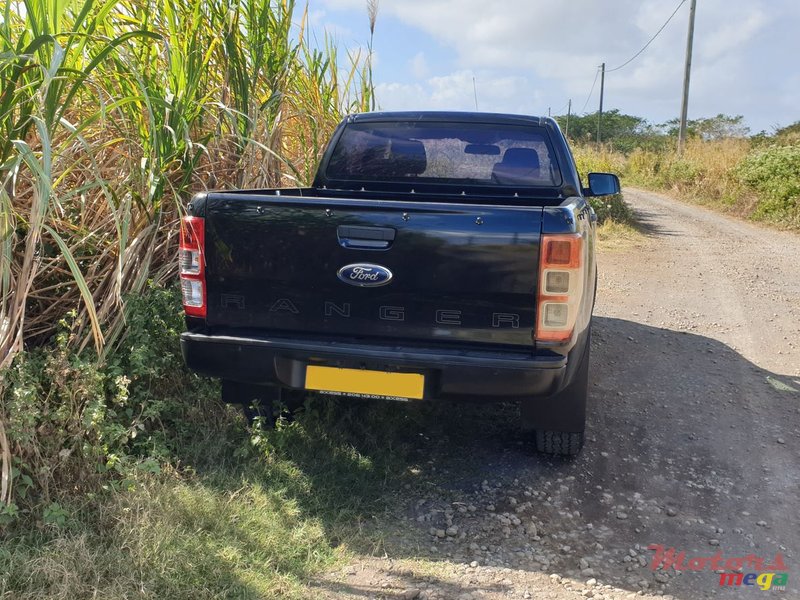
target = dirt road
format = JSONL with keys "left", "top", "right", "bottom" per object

{"left": 314, "top": 188, "right": 800, "bottom": 600}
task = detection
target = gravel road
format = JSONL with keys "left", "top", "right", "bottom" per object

{"left": 314, "top": 188, "right": 800, "bottom": 600}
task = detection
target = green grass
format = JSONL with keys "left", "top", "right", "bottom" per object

{"left": 0, "top": 395, "right": 432, "bottom": 599}
{"left": 1, "top": 472, "right": 337, "bottom": 599}
{"left": 0, "top": 281, "right": 434, "bottom": 598}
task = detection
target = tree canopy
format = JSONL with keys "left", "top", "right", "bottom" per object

{"left": 552, "top": 110, "right": 772, "bottom": 153}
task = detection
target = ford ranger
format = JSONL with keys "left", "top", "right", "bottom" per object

{"left": 179, "top": 112, "right": 620, "bottom": 455}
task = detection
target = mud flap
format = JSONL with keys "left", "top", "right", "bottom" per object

{"left": 521, "top": 329, "right": 590, "bottom": 433}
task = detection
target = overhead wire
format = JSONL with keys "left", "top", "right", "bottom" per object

{"left": 580, "top": 67, "right": 601, "bottom": 113}
{"left": 575, "top": 0, "right": 687, "bottom": 116}
{"left": 606, "top": 0, "right": 687, "bottom": 72}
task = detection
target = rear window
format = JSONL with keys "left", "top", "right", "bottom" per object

{"left": 326, "top": 121, "right": 562, "bottom": 187}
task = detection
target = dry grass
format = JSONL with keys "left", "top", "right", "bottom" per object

{"left": 596, "top": 220, "right": 645, "bottom": 251}
{"left": 575, "top": 137, "right": 799, "bottom": 229}
{"left": 626, "top": 138, "right": 751, "bottom": 206}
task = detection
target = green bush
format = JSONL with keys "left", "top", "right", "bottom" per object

{"left": 589, "top": 194, "right": 634, "bottom": 225}
{"left": 0, "top": 285, "right": 219, "bottom": 521}
{"left": 625, "top": 148, "right": 662, "bottom": 186}
{"left": 739, "top": 145, "right": 800, "bottom": 224}
{"left": 660, "top": 158, "right": 703, "bottom": 188}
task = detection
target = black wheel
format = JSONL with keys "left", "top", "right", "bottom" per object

{"left": 535, "top": 430, "right": 584, "bottom": 456}
{"left": 524, "top": 328, "right": 591, "bottom": 456}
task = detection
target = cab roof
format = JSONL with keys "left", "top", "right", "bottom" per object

{"left": 347, "top": 111, "right": 549, "bottom": 128}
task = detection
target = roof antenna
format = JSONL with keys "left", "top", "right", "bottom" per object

{"left": 472, "top": 76, "right": 479, "bottom": 111}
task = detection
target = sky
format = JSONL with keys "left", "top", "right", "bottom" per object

{"left": 309, "top": 0, "right": 800, "bottom": 133}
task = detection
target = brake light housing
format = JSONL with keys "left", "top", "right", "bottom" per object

{"left": 536, "top": 233, "right": 584, "bottom": 343}
{"left": 179, "top": 216, "right": 206, "bottom": 318}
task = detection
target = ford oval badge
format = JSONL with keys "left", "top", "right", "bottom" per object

{"left": 337, "top": 263, "right": 393, "bottom": 287}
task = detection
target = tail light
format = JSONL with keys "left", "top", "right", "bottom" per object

{"left": 179, "top": 216, "right": 206, "bottom": 318}
{"left": 535, "top": 233, "right": 584, "bottom": 343}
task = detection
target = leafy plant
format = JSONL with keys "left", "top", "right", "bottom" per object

{"left": 0, "top": 0, "right": 372, "bottom": 506}
{"left": 739, "top": 145, "right": 800, "bottom": 224}
{"left": 42, "top": 502, "right": 68, "bottom": 527}
{"left": 0, "top": 285, "right": 219, "bottom": 512}
{"left": 589, "top": 194, "right": 633, "bottom": 225}
{"left": 0, "top": 501, "right": 19, "bottom": 526}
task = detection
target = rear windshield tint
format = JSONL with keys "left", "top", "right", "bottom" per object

{"left": 326, "top": 121, "right": 562, "bottom": 187}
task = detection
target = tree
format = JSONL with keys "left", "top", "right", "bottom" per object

{"left": 661, "top": 114, "right": 749, "bottom": 140}
{"left": 554, "top": 110, "right": 664, "bottom": 152}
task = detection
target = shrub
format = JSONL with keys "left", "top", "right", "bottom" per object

{"left": 739, "top": 145, "right": 800, "bottom": 225}
{"left": 625, "top": 148, "right": 662, "bottom": 187}
{"left": 589, "top": 194, "right": 633, "bottom": 225}
{"left": 570, "top": 144, "right": 626, "bottom": 181}
{"left": 0, "top": 285, "right": 219, "bottom": 521}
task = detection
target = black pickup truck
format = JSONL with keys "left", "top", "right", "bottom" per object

{"left": 179, "top": 111, "right": 620, "bottom": 455}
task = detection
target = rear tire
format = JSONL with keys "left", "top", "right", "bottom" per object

{"left": 525, "top": 328, "right": 591, "bottom": 456}
{"left": 535, "top": 430, "right": 584, "bottom": 456}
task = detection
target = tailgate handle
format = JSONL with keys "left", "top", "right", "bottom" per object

{"left": 337, "top": 225, "right": 396, "bottom": 250}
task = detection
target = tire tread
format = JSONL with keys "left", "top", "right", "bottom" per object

{"left": 535, "top": 430, "right": 584, "bottom": 456}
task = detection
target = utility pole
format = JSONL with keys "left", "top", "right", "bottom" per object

{"left": 548, "top": 107, "right": 551, "bottom": 117}
{"left": 677, "top": 0, "right": 697, "bottom": 154}
{"left": 566, "top": 99, "right": 572, "bottom": 138}
{"left": 472, "top": 77, "right": 479, "bottom": 110}
{"left": 596, "top": 63, "right": 605, "bottom": 146}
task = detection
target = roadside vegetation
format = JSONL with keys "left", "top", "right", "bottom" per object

{"left": 1, "top": 285, "right": 427, "bottom": 598}
{"left": 568, "top": 143, "right": 637, "bottom": 243}
{"left": 0, "top": 0, "right": 398, "bottom": 596}
{"left": 560, "top": 112, "right": 800, "bottom": 229}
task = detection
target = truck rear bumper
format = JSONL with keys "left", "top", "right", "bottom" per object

{"left": 181, "top": 332, "right": 568, "bottom": 400}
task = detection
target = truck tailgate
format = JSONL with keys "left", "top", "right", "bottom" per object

{"left": 203, "top": 194, "right": 542, "bottom": 348}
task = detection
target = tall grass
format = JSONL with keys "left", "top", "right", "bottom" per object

{"left": 625, "top": 138, "right": 751, "bottom": 205}
{"left": 0, "top": 0, "right": 371, "bottom": 505}
{"left": 574, "top": 137, "right": 800, "bottom": 228}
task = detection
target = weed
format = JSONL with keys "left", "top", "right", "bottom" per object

{"left": 739, "top": 145, "right": 800, "bottom": 226}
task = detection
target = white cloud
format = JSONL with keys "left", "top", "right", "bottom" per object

{"left": 699, "top": 8, "right": 768, "bottom": 60}
{"left": 409, "top": 51, "right": 429, "bottom": 78}
{"left": 376, "top": 70, "right": 540, "bottom": 114}
{"left": 319, "top": 0, "right": 799, "bottom": 129}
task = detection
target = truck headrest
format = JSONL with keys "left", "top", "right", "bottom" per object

{"left": 388, "top": 139, "right": 427, "bottom": 176}
{"left": 491, "top": 147, "right": 541, "bottom": 183}
{"left": 500, "top": 148, "right": 540, "bottom": 169}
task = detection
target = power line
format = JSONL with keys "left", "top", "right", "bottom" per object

{"left": 555, "top": 100, "right": 570, "bottom": 115}
{"left": 606, "top": 0, "right": 687, "bottom": 73}
{"left": 581, "top": 67, "right": 601, "bottom": 113}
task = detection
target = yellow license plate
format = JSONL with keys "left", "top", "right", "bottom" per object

{"left": 305, "top": 366, "right": 424, "bottom": 400}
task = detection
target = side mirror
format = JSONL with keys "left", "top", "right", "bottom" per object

{"left": 585, "top": 172, "right": 620, "bottom": 197}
